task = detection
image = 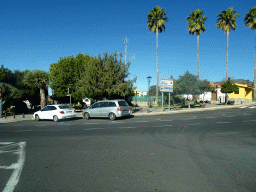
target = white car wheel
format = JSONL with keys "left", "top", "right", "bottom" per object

{"left": 35, "top": 114, "right": 40, "bottom": 121}
{"left": 53, "top": 115, "right": 59, "bottom": 122}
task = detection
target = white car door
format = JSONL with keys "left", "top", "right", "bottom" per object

{"left": 39, "top": 106, "right": 50, "bottom": 119}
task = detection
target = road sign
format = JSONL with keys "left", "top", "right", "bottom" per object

{"left": 160, "top": 79, "right": 173, "bottom": 92}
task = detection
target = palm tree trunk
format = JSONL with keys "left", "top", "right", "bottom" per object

{"left": 226, "top": 32, "right": 229, "bottom": 81}
{"left": 225, "top": 32, "right": 229, "bottom": 105}
{"left": 197, "top": 35, "right": 200, "bottom": 78}
{"left": 40, "top": 88, "right": 46, "bottom": 109}
{"left": 254, "top": 30, "right": 256, "bottom": 100}
{"left": 156, "top": 24, "right": 159, "bottom": 104}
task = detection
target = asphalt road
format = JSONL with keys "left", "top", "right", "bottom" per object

{"left": 0, "top": 107, "right": 256, "bottom": 192}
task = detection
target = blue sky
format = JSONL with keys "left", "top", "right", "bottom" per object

{"left": 1, "top": 0, "right": 256, "bottom": 94}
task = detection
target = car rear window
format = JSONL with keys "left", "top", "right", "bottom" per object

{"left": 118, "top": 101, "right": 129, "bottom": 106}
{"left": 58, "top": 105, "right": 70, "bottom": 109}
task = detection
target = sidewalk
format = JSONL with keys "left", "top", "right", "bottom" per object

{"left": 1, "top": 102, "right": 256, "bottom": 124}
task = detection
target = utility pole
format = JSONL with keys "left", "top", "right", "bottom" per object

{"left": 123, "top": 37, "right": 135, "bottom": 65}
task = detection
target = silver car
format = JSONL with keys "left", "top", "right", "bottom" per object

{"left": 82, "top": 100, "right": 130, "bottom": 120}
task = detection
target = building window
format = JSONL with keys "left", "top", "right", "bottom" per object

{"left": 235, "top": 90, "right": 239, "bottom": 94}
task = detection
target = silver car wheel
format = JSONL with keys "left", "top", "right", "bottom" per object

{"left": 84, "top": 112, "right": 90, "bottom": 120}
{"left": 35, "top": 114, "right": 40, "bottom": 121}
{"left": 109, "top": 113, "right": 116, "bottom": 121}
{"left": 53, "top": 115, "right": 59, "bottom": 122}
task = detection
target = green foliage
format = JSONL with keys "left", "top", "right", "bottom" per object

{"left": 244, "top": 6, "right": 256, "bottom": 30}
{"left": 227, "top": 100, "right": 235, "bottom": 104}
{"left": 23, "top": 70, "right": 49, "bottom": 108}
{"left": 174, "top": 71, "right": 212, "bottom": 96}
{"left": 187, "top": 9, "right": 207, "bottom": 36}
{"left": 79, "top": 52, "right": 136, "bottom": 101}
{"left": 217, "top": 7, "right": 240, "bottom": 34}
{"left": 147, "top": 5, "right": 168, "bottom": 33}
{"left": 50, "top": 53, "right": 91, "bottom": 102}
{"left": 0, "top": 65, "right": 14, "bottom": 84}
{"left": 221, "top": 78, "right": 239, "bottom": 93}
{"left": 149, "top": 85, "right": 160, "bottom": 96}
{"left": 0, "top": 83, "right": 22, "bottom": 111}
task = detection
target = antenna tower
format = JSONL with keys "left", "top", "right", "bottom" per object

{"left": 124, "top": 37, "right": 135, "bottom": 64}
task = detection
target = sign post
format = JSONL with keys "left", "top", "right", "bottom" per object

{"left": 160, "top": 79, "right": 173, "bottom": 111}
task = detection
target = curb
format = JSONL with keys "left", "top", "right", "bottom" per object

{"left": 131, "top": 103, "right": 256, "bottom": 117}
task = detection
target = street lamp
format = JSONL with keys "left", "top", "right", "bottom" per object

{"left": 147, "top": 76, "right": 152, "bottom": 113}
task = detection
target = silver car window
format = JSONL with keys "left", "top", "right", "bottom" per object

{"left": 118, "top": 101, "right": 129, "bottom": 106}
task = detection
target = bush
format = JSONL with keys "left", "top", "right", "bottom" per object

{"left": 227, "top": 100, "right": 235, "bottom": 105}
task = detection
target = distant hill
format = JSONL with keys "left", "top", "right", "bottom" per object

{"left": 213, "top": 79, "right": 253, "bottom": 85}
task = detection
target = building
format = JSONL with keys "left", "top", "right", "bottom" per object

{"left": 228, "top": 83, "right": 254, "bottom": 104}
{"left": 133, "top": 89, "right": 141, "bottom": 97}
{"left": 141, "top": 91, "right": 148, "bottom": 96}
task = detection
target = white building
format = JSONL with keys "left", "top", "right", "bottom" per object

{"left": 141, "top": 91, "right": 148, "bottom": 96}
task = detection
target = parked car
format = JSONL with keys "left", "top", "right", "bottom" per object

{"left": 33, "top": 104, "right": 76, "bottom": 122}
{"left": 82, "top": 99, "right": 130, "bottom": 121}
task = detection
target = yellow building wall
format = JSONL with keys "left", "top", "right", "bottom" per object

{"left": 228, "top": 84, "right": 253, "bottom": 99}
{"left": 133, "top": 89, "right": 141, "bottom": 96}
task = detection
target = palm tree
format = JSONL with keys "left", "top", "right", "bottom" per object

{"left": 187, "top": 9, "right": 207, "bottom": 79}
{"left": 245, "top": 6, "right": 256, "bottom": 100}
{"left": 217, "top": 7, "right": 240, "bottom": 81}
{"left": 23, "top": 70, "right": 49, "bottom": 109}
{"left": 147, "top": 5, "right": 168, "bottom": 104}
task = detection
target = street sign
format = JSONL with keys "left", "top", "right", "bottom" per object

{"left": 160, "top": 79, "right": 173, "bottom": 92}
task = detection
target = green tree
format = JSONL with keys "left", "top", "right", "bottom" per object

{"left": 217, "top": 7, "right": 240, "bottom": 81}
{"left": 0, "top": 83, "right": 22, "bottom": 111}
{"left": 0, "top": 65, "right": 14, "bottom": 85}
{"left": 49, "top": 53, "right": 91, "bottom": 103}
{"left": 187, "top": 9, "right": 207, "bottom": 78}
{"left": 147, "top": 5, "right": 168, "bottom": 104}
{"left": 149, "top": 85, "right": 160, "bottom": 96}
{"left": 175, "top": 71, "right": 213, "bottom": 107}
{"left": 79, "top": 52, "right": 136, "bottom": 101}
{"left": 23, "top": 70, "right": 49, "bottom": 109}
{"left": 244, "top": 6, "right": 256, "bottom": 100}
{"left": 221, "top": 78, "right": 239, "bottom": 104}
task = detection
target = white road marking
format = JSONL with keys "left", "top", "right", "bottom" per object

{"left": 110, "top": 122, "right": 124, "bottom": 123}
{"left": 2, "top": 142, "right": 26, "bottom": 192}
{"left": 0, "top": 142, "right": 14, "bottom": 144}
{"left": 239, "top": 106, "right": 247, "bottom": 108}
{"left": 216, "top": 122, "right": 230, "bottom": 124}
{"left": 14, "top": 130, "right": 33, "bottom": 132}
{"left": 187, "top": 123, "right": 201, "bottom": 125}
{"left": 84, "top": 128, "right": 104, "bottom": 130}
{"left": 243, "top": 120, "right": 256, "bottom": 122}
{"left": 249, "top": 106, "right": 256, "bottom": 108}
{"left": 216, "top": 132, "right": 238, "bottom": 134}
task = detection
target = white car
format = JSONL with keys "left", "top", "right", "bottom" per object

{"left": 33, "top": 104, "right": 76, "bottom": 122}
